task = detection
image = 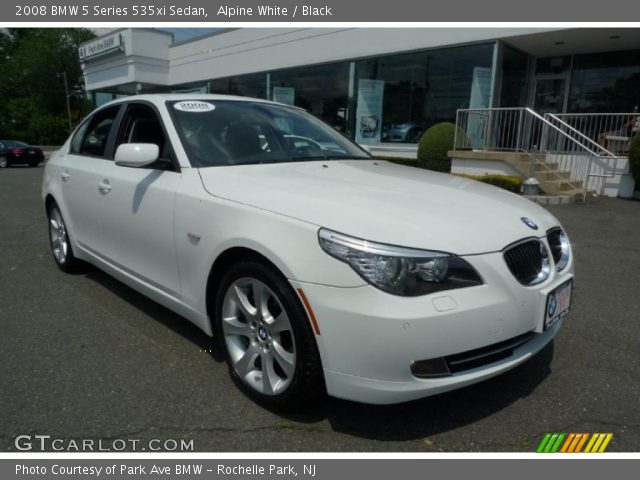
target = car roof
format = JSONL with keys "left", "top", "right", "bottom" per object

{"left": 100, "top": 94, "right": 301, "bottom": 110}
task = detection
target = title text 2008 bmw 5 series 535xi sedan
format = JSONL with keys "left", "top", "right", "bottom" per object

{"left": 42, "top": 95, "right": 574, "bottom": 409}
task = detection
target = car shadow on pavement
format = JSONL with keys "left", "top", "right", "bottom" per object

{"left": 82, "top": 266, "right": 225, "bottom": 363}
{"left": 277, "top": 342, "right": 555, "bottom": 442}
{"left": 82, "top": 264, "right": 554, "bottom": 442}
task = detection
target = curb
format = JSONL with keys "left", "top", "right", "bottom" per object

{"left": 523, "top": 195, "right": 575, "bottom": 206}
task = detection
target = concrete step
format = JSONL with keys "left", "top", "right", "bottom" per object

{"left": 518, "top": 161, "right": 559, "bottom": 172}
{"left": 448, "top": 150, "right": 532, "bottom": 163}
{"left": 523, "top": 194, "right": 576, "bottom": 205}
{"left": 543, "top": 179, "right": 584, "bottom": 194}
{"left": 535, "top": 170, "right": 572, "bottom": 181}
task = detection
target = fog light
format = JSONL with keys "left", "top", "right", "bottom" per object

{"left": 410, "top": 358, "right": 451, "bottom": 378}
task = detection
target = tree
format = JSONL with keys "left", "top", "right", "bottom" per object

{"left": 0, "top": 28, "right": 95, "bottom": 144}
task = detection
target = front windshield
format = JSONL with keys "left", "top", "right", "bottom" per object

{"left": 168, "top": 100, "right": 371, "bottom": 167}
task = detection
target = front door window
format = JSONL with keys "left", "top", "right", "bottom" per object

{"left": 534, "top": 76, "right": 568, "bottom": 114}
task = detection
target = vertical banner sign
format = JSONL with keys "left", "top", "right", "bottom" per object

{"left": 272, "top": 86, "right": 296, "bottom": 133}
{"left": 272, "top": 86, "right": 295, "bottom": 105}
{"left": 355, "top": 79, "right": 384, "bottom": 144}
{"left": 467, "top": 67, "right": 492, "bottom": 148}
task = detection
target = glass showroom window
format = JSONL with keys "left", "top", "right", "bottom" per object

{"left": 171, "top": 82, "right": 208, "bottom": 94}
{"left": 355, "top": 43, "right": 495, "bottom": 144}
{"left": 269, "top": 62, "right": 351, "bottom": 134}
{"left": 212, "top": 73, "right": 267, "bottom": 99}
{"left": 94, "top": 92, "right": 116, "bottom": 107}
{"left": 500, "top": 46, "right": 530, "bottom": 108}
{"left": 568, "top": 49, "right": 640, "bottom": 113}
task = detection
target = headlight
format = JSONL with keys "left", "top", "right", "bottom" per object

{"left": 547, "top": 227, "right": 570, "bottom": 271}
{"left": 318, "top": 228, "right": 483, "bottom": 296}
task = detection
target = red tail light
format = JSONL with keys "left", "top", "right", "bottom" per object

{"left": 11, "top": 148, "right": 23, "bottom": 155}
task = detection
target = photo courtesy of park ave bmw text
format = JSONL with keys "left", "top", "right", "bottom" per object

{"left": 0, "top": 0, "right": 639, "bottom": 478}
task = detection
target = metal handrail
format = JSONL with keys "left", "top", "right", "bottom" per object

{"left": 553, "top": 112, "right": 639, "bottom": 117}
{"left": 551, "top": 111, "right": 639, "bottom": 156}
{"left": 454, "top": 107, "right": 619, "bottom": 201}
{"left": 455, "top": 107, "right": 603, "bottom": 157}
{"left": 544, "top": 113, "right": 618, "bottom": 159}
{"left": 522, "top": 108, "right": 603, "bottom": 157}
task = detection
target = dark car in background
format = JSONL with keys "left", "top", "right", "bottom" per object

{"left": 0, "top": 140, "right": 44, "bottom": 168}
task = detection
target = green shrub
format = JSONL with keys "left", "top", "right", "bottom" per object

{"left": 455, "top": 174, "right": 523, "bottom": 193}
{"left": 417, "top": 122, "right": 468, "bottom": 172}
{"left": 629, "top": 132, "right": 640, "bottom": 190}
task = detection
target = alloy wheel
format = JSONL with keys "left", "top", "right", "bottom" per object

{"left": 49, "top": 207, "right": 69, "bottom": 265}
{"left": 222, "top": 277, "right": 296, "bottom": 396}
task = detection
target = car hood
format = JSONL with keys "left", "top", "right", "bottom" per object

{"left": 197, "top": 160, "right": 560, "bottom": 255}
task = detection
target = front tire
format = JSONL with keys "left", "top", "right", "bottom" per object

{"left": 0, "top": 156, "right": 8, "bottom": 168}
{"left": 47, "top": 203, "right": 80, "bottom": 272}
{"left": 215, "top": 260, "right": 324, "bottom": 410}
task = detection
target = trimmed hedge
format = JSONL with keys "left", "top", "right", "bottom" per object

{"left": 417, "top": 122, "right": 468, "bottom": 172}
{"left": 455, "top": 174, "right": 523, "bottom": 193}
{"left": 630, "top": 132, "right": 640, "bottom": 190}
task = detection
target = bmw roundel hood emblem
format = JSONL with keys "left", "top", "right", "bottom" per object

{"left": 521, "top": 217, "right": 538, "bottom": 230}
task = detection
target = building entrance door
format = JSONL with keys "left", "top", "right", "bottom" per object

{"left": 533, "top": 74, "right": 569, "bottom": 114}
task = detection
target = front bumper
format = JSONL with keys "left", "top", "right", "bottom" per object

{"left": 291, "top": 250, "right": 573, "bottom": 404}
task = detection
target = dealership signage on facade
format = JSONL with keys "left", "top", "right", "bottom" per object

{"left": 79, "top": 33, "right": 123, "bottom": 61}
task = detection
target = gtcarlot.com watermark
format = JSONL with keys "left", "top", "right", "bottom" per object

{"left": 14, "top": 435, "right": 194, "bottom": 452}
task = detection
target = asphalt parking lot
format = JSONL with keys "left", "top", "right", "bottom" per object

{"left": 1, "top": 165, "right": 639, "bottom": 452}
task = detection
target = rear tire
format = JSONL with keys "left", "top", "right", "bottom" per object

{"left": 214, "top": 260, "right": 324, "bottom": 410}
{"left": 47, "top": 203, "right": 81, "bottom": 272}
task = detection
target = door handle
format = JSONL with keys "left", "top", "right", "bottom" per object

{"left": 98, "top": 179, "right": 112, "bottom": 194}
{"left": 60, "top": 171, "right": 71, "bottom": 182}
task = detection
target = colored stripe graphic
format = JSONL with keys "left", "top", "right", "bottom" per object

{"left": 584, "top": 433, "right": 599, "bottom": 453}
{"left": 539, "top": 433, "right": 613, "bottom": 453}
{"left": 537, "top": 433, "right": 565, "bottom": 453}
{"left": 598, "top": 433, "right": 613, "bottom": 453}
{"left": 537, "top": 433, "right": 552, "bottom": 453}
{"left": 550, "top": 433, "right": 565, "bottom": 452}
{"left": 566, "top": 433, "right": 580, "bottom": 452}
{"left": 560, "top": 433, "right": 575, "bottom": 453}
{"left": 574, "top": 433, "right": 589, "bottom": 453}
{"left": 585, "top": 433, "right": 614, "bottom": 453}
{"left": 544, "top": 433, "right": 558, "bottom": 453}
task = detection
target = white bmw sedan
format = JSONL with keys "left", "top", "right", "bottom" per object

{"left": 43, "top": 95, "right": 574, "bottom": 408}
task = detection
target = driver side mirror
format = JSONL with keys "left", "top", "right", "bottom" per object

{"left": 114, "top": 143, "right": 159, "bottom": 168}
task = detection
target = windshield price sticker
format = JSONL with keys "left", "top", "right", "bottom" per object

{"left": 173, "top": 101, "right": 216, "bottom": 113}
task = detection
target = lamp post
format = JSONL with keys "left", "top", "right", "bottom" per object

{"left": 59, "top": 71, "right": 72, "bottom": 133}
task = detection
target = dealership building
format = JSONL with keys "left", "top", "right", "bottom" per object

{"left": 80, "top": 27, "right": 639, "bottom": 195}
